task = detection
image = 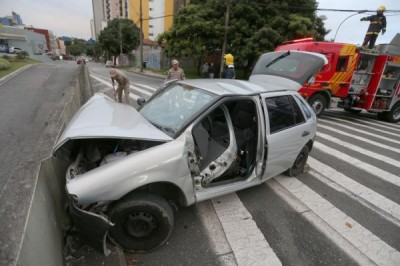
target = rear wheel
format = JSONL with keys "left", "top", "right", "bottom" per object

{"left": 108, "top": 192, "right": 174, "bottom": 252}
{"left": 382, "top": 102, "right": 400, "bottom": 123}
{"left": 286, "top": 145, "right": 310, "bottom": 177}
{"left": 308, "top": 94, "right": 327, "bottom": 117}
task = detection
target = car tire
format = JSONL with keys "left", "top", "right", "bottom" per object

{"left": 286, "top": 145, "right": 309, "bottom": 177}
{"left": 108, "top": 192, "right": 174, "bottom": 252}
{"left": 382, "top": 102, "right": 400, "bottom": 123}
{"left": 308, "top": 94, "right": 327, "bottom": 117}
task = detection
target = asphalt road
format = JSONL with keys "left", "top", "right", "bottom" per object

{"left": 85, "top": 63, "right": 400, "bottom": 266}
{"left": 0, "top": 61, "right": 77, "bottom": 197}
{"left": 3, "top": 61, "right": 398, "bottom": 265}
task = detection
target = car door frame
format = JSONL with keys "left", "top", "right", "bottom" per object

{"left": 184, "top": 96, "right": 266, "bottom": 203}
{"left": 260, "top": 91, "right": 312, "bottom": 180}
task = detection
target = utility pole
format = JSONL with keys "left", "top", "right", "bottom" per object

{"left": 219, "top": 0, "right": 231, "bottom": 78}
{"left": 119, "top": 18, "right": 122, "bottom": 65}
{"left": 139, "top": 0, "right": 144, "bottom": 72}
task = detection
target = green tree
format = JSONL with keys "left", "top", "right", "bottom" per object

{"left": 98, "top": 18, "right": 140, "bottom": 61}
{"left": 159, "top": 0, "right": 329, "bottom": 78}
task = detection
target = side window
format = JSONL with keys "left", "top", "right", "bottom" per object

{"left": 265, "top": 96, "right": 294, "bottom": 133}
{"left": 265, "top": 95, "right": 306, "bottom": 133}
{"left": 294, "top": 95, "right": 311, "bottom": 119}
{"left": 289, "top": 96, "right": 306, "bottom": 124}
{"left": 336, "top": 56, "right": 348, "bottom": 72}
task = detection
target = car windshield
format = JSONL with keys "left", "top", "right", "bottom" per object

{"left": 139, "top": 83, "right": 218, "bottom": 136}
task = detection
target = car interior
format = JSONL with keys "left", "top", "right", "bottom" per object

{"left": 192, "top": 99, "right": 258, "bottom": 185}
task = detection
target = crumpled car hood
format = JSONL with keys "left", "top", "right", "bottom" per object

{"left": 53, "top": 94, "right": 173, "bottom": 154}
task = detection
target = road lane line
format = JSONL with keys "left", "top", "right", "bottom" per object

{"left": 267, "top": 179, "right": 375, "bottom": 266}
{"left": 309, "top": 157, "right": 400, "bottom": 225}
{"left": 211, "top": 193, "right": 281, "bottom": 266}
{"left": 317, "top": 132, "right": 400, "bottom": 167}
{"left": 275, "top": 176, "right": 400, "bottom": 266}
{"left": 197, "top": 202, "right": 237, "bottom": 266}
{"left": 314, "top": 142, "right": 400, "bottom": 187}
{"left": 323, "top": 110, "right": 400, "bottom": 129}
{"left": 317, "top": 124, "right": 400, "bottom": 154}
{"left": 322, "top": 115, "right": 400, "bottom": 132}
{"left": 132, "top": 83, "right": 157, "bottom": 92}
{"left": 320, "top": 119, "right": 400, "bottom": 144}
{"left": 323, "top": 117, "right": 400, "bottom": 137}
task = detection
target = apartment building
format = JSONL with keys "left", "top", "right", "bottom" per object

{"left": 92, "top": 0, "right": 189, "bottom": 41}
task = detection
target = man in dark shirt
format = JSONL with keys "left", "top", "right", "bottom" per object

{"left": 361, "top": 6, "right": 387, "bottom": 49}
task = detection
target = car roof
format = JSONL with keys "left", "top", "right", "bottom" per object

{"left": 177, "top": 79, "right": 289, "bottom": 96}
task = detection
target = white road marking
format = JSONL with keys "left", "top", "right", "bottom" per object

{"left": 314, "top": 142, "right": 400, "bottom": 187}
{"left": 324, "top": 110, "right": 400, "bottom": 129}
{"left": 212, "top": 193, "right": 281, "bottom": 266}
{"left": 275, "top": 176, "right": 400, "bottom": 266}
{"left": 267, "top": 179, "right": 375, "bottom": 266}
{"left": 318, "top": 124, "right": 400, "bottom": 154}
{"left": 320, "top": 119, "right": 400, "bottom": 144}
{"left": 309, "top": 157, "right": 400, "bottom": 224}
{"left": 317, "top": 132, "right": 400, "bottom": 167}
{"left": 322, "top": 115, "right": 400, "bottom": 132}
{"left": 324, "top": 117, "right": 400, "bottom": 137}
{"left": 89, "top": 73, "right": 157, "bottom": 100}
{"left": 197, "top": 202, "right": 237, "bottom": 266}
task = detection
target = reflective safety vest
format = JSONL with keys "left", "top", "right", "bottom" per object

{"left": 364, "top": 14, "right": 387, "bottom": 35}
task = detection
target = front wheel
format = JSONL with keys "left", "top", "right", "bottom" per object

{"left": 108, "top": 192, "right": 174, "bottom": 252}
{"left": 286, "top": 145, "right": 310, "bottom": 177}
{"left": 308, "top": 94, "right": 327, "bottom": 117}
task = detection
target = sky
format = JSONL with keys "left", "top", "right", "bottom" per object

{"left": 317, "top": 0, "right": 400, "bottom": 45}
{"left": 0, "top": 0, "right": 399, "bottom": 44}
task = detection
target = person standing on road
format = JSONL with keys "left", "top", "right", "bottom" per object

{"left": 166, "top": 59, "right": 186, "bottom": 80}
{"left": 208, "top": 63, "right": 215, "bottom": 79}
{"left": 201, "top": 62, "right": 209, "bottom": 78}
{"left": 361, "top": 6, "right": 387, "bottom": 49}
{"left": 221, "top": 54, "right": 235, "bottom": 79}
{"left": 110, "top": 68, "right": 130, "bottom": 104}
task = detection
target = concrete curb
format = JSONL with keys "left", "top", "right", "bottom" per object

{"left": 0, "top": 64, "right": 33, "bottom": 85}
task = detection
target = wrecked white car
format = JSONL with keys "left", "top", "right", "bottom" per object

{"left": 52, "top": 51, "right": 327, "bottom": 255}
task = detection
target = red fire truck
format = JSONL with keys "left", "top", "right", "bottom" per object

{"left": 274, "top": 34, "right": 400, "bottom": 123}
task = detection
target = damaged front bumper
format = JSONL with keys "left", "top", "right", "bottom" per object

{"left": 68, "top": 195, "right": 114, "bottom": 256}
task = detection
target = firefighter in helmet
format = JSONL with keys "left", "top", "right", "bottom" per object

{"left": 360, "top": 5, "right": 387, "bottom": 49}
{"left": 222, "top": 53, "right": 235, "bottom": 79}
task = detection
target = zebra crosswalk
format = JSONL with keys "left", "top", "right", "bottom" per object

{"left": 89, "top": 73, "right": 400, "bottom": 265}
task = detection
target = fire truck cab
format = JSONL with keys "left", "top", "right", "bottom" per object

{"left": 344, "top": 34, "right": 400, "bottom": 123}
{"left": 274, "top": 38, "right": 359, "bottom": 116}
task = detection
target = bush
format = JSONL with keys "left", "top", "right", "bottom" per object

{"left": 0, "top": 58, "right": 11, "bottom": 70}
{"left": 17, "top": 51, "right": 29, "bottom": 59}
{"left": 2, "top": 55, "right": 10, "bottom": 60}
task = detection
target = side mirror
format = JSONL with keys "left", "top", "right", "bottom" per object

{"left": 137, "top": 97, "right": 146, "bottom": 106}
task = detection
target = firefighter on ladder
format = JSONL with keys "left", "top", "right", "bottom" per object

{"left": 360, "top": 5, "right": 387, "bottom": 49}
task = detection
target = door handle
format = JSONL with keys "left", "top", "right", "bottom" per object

{"left": 302, "top": 131, "right": 310, "bottom": 137}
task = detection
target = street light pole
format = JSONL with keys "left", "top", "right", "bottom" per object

{"left": 333, "top": 10, "right": 368, "bottom": 42}
{"left": 119, "top": 19, "right": 122, "bottom": 64}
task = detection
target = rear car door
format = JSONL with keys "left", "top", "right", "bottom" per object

{"left": 260, "top": 91, "right": 315, "bottom": 179}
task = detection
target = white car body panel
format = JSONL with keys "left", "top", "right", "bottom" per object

{"left": 53, "top": 94, "right": 172, "bottom": 153}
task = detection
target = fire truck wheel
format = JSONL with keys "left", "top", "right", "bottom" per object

{"left": 308, "top": 94, "right": 326, "bottom": 117}
{"left": 382, "top": 102, "right": 400, "bottom": 123}
{"left": 286, "top": 145, "right": 309, "bottom": 177}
